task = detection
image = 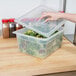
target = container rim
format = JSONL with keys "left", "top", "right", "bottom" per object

{"left": 13, "top": 28, "right": 63, "bottom": 42}
{"left": 15, "top": 19, "right": 65, "bottom": 37}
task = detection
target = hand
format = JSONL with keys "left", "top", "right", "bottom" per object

{"left": 40, "top": 12, "right": 62, "bottom": 22}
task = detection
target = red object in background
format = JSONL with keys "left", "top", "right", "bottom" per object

{"left": 2, "top": 19, "right": 9, "bottom": 23}
{"left": 16, "top": 24, "right": 23, "bottom": 30}
{"left": 9, "top": 18, "right": 15, "bottom": 22}
{"left": 21, "top": 18, "right": 40, "bottom": 22}
{"left": 59, "top": 11, "right": 64, "bottom": 13}
{"left": 9, "top": 18, "right": 23, "bottom": 30}
{"left": 2, "top": 18, "right": 23, "bottom": 38}
{"left": 2, "top": 19, "right": 9, "bottom": 38}
{"left": 9, "top": 18, "right": 16, "bottom": 38}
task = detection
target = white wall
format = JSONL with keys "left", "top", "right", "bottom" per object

{"left": 41, "top": 0, "right": 60, "bottom": 11}
{"left": 0, "top": 0, "right": 41, "bottom": 20}
{"left": 64, "top": 0, "right": 76, "bottom": 34}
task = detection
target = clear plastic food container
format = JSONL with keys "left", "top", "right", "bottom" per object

{"left": 15, "top": 5, "right": 65, "bottom": 37}
{"left": 13, "top": 28, "right": 63, "bottom": 58}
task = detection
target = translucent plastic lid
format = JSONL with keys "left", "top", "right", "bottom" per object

{"left": 15, "top": 5, "right": 65, "bottom": 37}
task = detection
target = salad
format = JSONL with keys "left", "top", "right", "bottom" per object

{"left": 24, "top": 30, "right": 58, "bottom": 38}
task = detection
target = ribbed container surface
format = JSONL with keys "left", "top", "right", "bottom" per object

{"left": 14, "top": 28, "right": 63, "bottom": 58}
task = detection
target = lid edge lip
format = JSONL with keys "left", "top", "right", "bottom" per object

{"left": 15, "top": 19, "right": 65, "bottom": 37}
{"left": 47, "top": 20, "right": 65, "bottom": 37}
{"left": 13, "top": 27, "right": 63, "bottom": 42}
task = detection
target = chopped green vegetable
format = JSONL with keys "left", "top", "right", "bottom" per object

{"left": 24, "top": 30, "right": 58, "bottom": 38}
{"left": 24, "top": 30, "right": 36, "bottom": 36}
{"left": 24, "top": 30, "right": 46, "bottom": 38}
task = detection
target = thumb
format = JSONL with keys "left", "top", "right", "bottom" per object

{"left": 45, "top": 18, "right": 54, "bottom": 22}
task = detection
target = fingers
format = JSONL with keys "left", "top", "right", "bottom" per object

{"left": 45, "top": 18, "right": 53, "bottom": 22}
{"left": 40, "top": 15, "right": 49, "bottom": 20}
{"left": 40, "top": 12, "right": 50, "bottom": 20}
{"left": 40, "top": 12, "right": 57, "bottom": 22}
